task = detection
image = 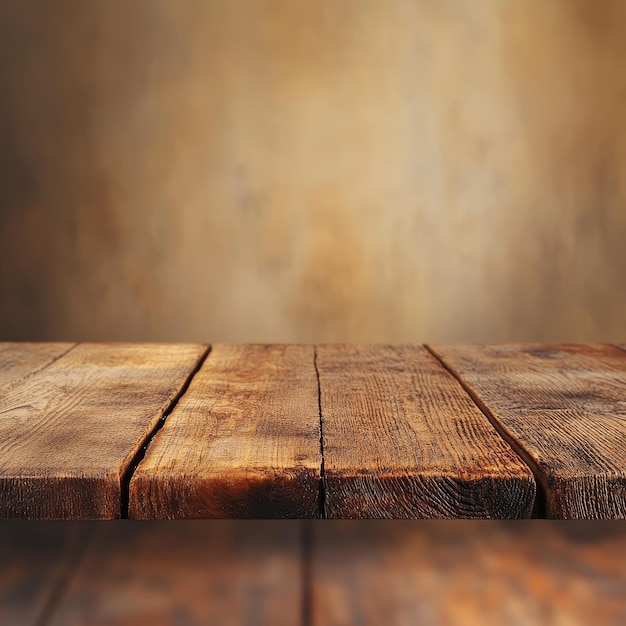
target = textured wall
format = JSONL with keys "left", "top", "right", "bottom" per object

{"left": 1, "top": 0, "right": 625, "bottom": 342}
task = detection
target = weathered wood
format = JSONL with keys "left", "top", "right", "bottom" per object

{"left": 129, "top": 344, "right": 321, "bottom": 519}
{"left": 430, "top": 344, "right": 626, "bottom": 519}
{"left": 0, "top": 521, "right": 93, "bottom": 625}
{"left": 312, "top": 521, "right": 626, "bottom": 626}
{"left": 317, "top": 344, "right": 536, "bottom": 518}
{"left": 47, "top": 521, "right": 302, "bottom": 626}
{"left": 0, "top": 343, "right": 207, "bottom": 519}
{"left": 0, "top": 343, "right": 75, "bottom": 389}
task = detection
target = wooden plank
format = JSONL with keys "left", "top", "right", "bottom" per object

{"left": 0, "top": 343, "right": 75, "bottom": 389}
{"left": 317, "top": 344, "right": 536, "bottom": 519}
{"left": 430, "top": 344, "right": 626, "bottom": 519}
{"left": 0, "top": 343, "right": 207, "bottom": 519}
{"left": 0, "top": 521, "right": 93, "bottom": 625}
{"left": 129, "top": 344, "right": 321, "bottom": 519}
{"left": 312, "top": 521, "right": 626, "bottom": 625}
{"left": 48, "top": 521, "right": 303, "bottom": 626}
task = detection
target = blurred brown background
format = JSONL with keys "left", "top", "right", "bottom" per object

{"left": 1, "top": 0, "right": 626, "bottom": 343}
{"left": 2, "top": 520, "right": 626, "bottom": 625}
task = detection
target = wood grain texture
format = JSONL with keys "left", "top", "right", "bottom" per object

{"left": 0, "top": 522, "right": 92, "bottom": 626}
{"left": 129, "top": 344, "right": 321, "bottom": 519}
{"left": 312, "top": 521, "right": 626, "bottom": 626}
{"left": 0, "top": 343, "right": 207, "bottom": 519}
{"left": 0, "top": 343, "right": 75, "bottom": 390}
{"left": 317, "top": 344, "right": 536, "bottom": 519}
{"left": 47, "top": 521, "right": 302, "bottom": 626}
{"left": 430, "top": 344, "right": 626, "bottom": 519}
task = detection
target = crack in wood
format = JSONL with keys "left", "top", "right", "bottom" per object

{"left": 5, "top": 342, "right": 78, "bottom": 393}
{"left": 424, "top": 344, "right": 545, "bottom": 518}
{"left": 119, "top": 345, "right": 213, "bottom": 519}
{"left": 313, "top": 346, "right": 326, "bottom": 519}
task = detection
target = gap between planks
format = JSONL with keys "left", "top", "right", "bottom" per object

{"left": 313, "top": 347, "right": 327, "bottom": 519}
{"left": 3, "top": 343, "right": 78, "bottom": 393}
{"left": 425, "top": 344, "right": 548, "bottom": 519}
{"left": 119, "top": 345, "right": 213, "bottom": 519}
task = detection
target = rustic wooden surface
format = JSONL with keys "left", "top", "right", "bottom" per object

{"left": 47, "top": 522, "right": 302, "bottom": 626}
{"left": 311, "top": 521, "right": 626, "bottom": 626}
{"left": 2, "top": 342, "right": 626, "bottom": 519}
{"left": 317, "top": 344, "right": 536, "bottom": 518}
{"left": 430, "top": 344, "right": 626, "bottom": 519}
{"left": 0, "top": 343, "right": 207, "bottom": 519}
{"left": 129, "top": 344, "right": 321, "bottom": 519}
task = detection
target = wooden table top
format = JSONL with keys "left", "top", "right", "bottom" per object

{"left": 1, "top": 342, "right": 625, "bottom": 520}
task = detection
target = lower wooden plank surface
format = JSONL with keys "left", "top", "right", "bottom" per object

{"left": 0, "top": 521, "right": 92, "bottom": 626}
{"left": 2, "top": 521, "right": 624, "bottom": 626}
{"left": 317, "top": 345, "right": 536, "bottom": 518}
{"left": 312, "top": 521, "right": 626, "bottom": 626}
{"left": 46, "top": 522, "right": 302, "bottom": 626}
{"left": 0, "top": 343, "right": 208, "bottom": 519}
{"left": 129, "top": 344, "right": 321, "bottom": 519}
{"left": 430, "top": 344, "right": 626, "bottom": 519}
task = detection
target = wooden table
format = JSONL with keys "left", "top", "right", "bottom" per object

{"left": 1, "top": 343, "right": 625, "bottom": 520}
